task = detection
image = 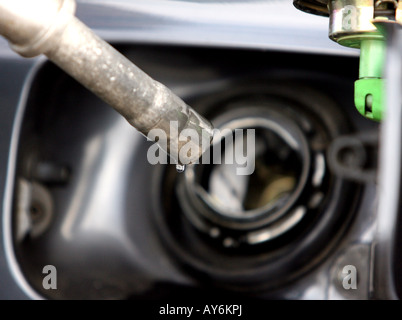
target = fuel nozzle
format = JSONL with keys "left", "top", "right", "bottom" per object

{"left": 0, "top": 0, "right": 214, "bottom": 166}
{"left": 294, "top": 0, "right": 402, "bottom": 121}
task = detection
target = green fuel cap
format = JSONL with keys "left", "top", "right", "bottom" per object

{"left": 355, "top": 78, "right": 384, "bottom": 121}
{"left": 354, "top": 39, "right": 386, "bottom": 121}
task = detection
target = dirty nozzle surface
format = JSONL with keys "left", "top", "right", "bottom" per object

{"left": 0, "top": 0, "right": 214, "bottom": 163}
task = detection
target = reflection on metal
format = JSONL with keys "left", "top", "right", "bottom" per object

{"left": 176, "top": 164, "right": 186, "bottom": 173}
{"left": 372, "top": 21, "right": 402, "bottom": 300}
{"left": 61, "top": 133, "right": 103, "bottom": 241}
{"left": 15, "top": 178, "right": 54, "bottom": 241}
{"left": 312, "top": 153, "right": 325, "bottom": 187}
{"left": 15, "top": 179, "right": 31, "bottom": 242}
{"left": 79, "top": 118, "right": 140, "bottom": 241}
{"left": 246, "top": 206, "right": 306, "bottom": 245}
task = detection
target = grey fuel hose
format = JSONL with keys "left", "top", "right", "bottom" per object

{"left": 0, "top": 0, "right": 214, "bottom": 165}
